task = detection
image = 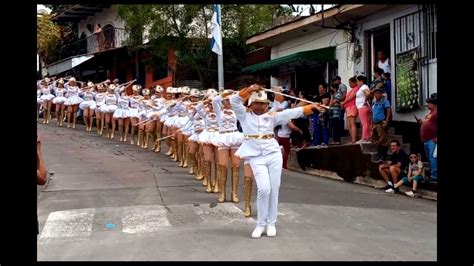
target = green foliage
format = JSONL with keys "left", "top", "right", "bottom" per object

{"left": 116, "top": 4, "right": 292, "bottom": 87}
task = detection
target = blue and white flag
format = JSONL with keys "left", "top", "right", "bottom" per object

{"left": 210, "top": 4, "right": 222, "bottom": 56}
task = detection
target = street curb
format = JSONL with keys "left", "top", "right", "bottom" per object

{"left": 288, "top": 167, "right": 437, "bottom": 201}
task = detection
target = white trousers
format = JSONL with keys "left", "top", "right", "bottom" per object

{"left": 247, "top": 151, "right": 283, "bottom": 228}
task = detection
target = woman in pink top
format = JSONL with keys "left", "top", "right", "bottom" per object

{"left": 355, "top": 75, "right": 372, "bottom": 143}
{"left": 341, "top": 76, "right": 359, "bottom": 143}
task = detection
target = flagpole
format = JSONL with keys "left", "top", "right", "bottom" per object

{"left": 217, "top": 4, "right": 224, "bottom": 92}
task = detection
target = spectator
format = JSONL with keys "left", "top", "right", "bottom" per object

{"left": 416, "top": 93, "right": 437, "bottom": 181}
{"left": 312, "top": 83, "right": 330, "bottom": 147}
{"left": 341, "top": 76, "right": 359, "bottom": 143}
{"left": 355, "top": 75, "right": 372, "bottom": 143}
{"left": 290, "top": 90, "right": 312, "bottom": 148}
{"left": 370, "top": 67, "right": 385, "bottom": 92}
{"left": 379, "top": 139, "right": 409, "bottom": 191}
{"left": 94, "top": 24, "right": 106, "bottom": 51}
{"left": 371, "top": 88, "right": 392, "bottom": 161}
{"left": 329, "top": 83, "right": 342, "bottom": 145}
{"left": 386, "top": 153, "right": 424, "bottom": 197}
{"left": 37, "top": 133, "right": 48, "bottom": 235}
{"left": 376, "top": 51, "right": 391, "bottom": 74}
{"left": 383, "top": 72, "right": 392, "bottom": 104}
{"left": 332, "top": 76, "right": 348, "bottom": 139}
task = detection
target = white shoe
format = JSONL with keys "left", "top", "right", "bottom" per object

{"left": 266, "top": 225, "right": 276, "bottom": 237}
{"left": 385, "top": 188, "right": 395, "bottom": 193}
{"left": 356, "top": 139, "right": 364, "bottom": 144}
{"left": 251, "top": 227, "right": 264, "bottom": 239}
{"left": 405, "top": 191, "right": 415, "bottom": 197}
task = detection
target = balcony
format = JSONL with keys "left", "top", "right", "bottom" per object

{"left": 60, "top": 26, "right": 128, "bottom": 60}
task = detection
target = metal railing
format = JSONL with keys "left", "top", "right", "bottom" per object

{"left": 59, "top": 26, "right": 128, "bottom": 60}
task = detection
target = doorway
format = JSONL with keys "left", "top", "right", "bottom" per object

{"left": 366, "top": 24, "right": 391, "bottom": 79}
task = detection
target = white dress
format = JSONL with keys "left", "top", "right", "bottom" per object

{"left": 99, "top": 94, "right": 117, "bottom": 113}
{"left": 198, "top": 107, "right": 219, "bottom": 145}
{"left": 94, "top": 93, "right": 106, "bottom": 113}
{"left": 64, "top": 85, "right": 83, "bottom": 106}
{"left": 212, "top": 95, "right": 244, "bottom": 148}
{"left": 129, "top": 95, "right": 142, "bottom": 118}
{"left": 79, "top": 91, "right": 96, "bottom": 110}
{"left": 52, "top": 88, "right": 67, "bottom": 104}
{"left": 39, "top": 85, "right": 54, "bottom": 101}
{"left": 113, "top": 96, "right": 131, "bottom": 118}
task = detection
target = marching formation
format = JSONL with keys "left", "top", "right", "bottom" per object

{"left": 37, "top": 77, "right": 323, "bottom": 238}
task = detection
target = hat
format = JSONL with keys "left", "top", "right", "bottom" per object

{"left": 181, "top": 86, "right": 190, "bottom": 94}
{"left": 68, "top": 77, "right": 76, "bottom": 83}
{"left": 221, "top": 89, "right": 234, "bottom": 100}
{"left": 132, "top": 85, "right": 140, "bottom": 92}
{"left": 142, "top": 88, "right": 151, "bottom": 95}
{"left": 190, "top": 88, "right": 200, "bottom": 97}
{"left": 87, "top": 81, "right": 94, "bottom": 87}
{"left": 175, "top": 87, "right": 183, "bottom": 93}
{"left": 58, "top": 79, "right": 64, "bottom": 84}
{"left": 108, "top": 84, "right": 116, "bottom": 91}
{"left": 248, "top": 90, "right": 269, "bottom": 106}
{"left": 166, "top": 87, "right": 173, "bottom": 93}
{"left": 206, "top": 88, "right": 218, "bottom": 99}
{"left": 426, "top": 93, "right": 437, "bottom": 105}
{"left": 155, "top": 85, "right": 164, "bottom": 93}
{"left": 373, "top": 87, "right": 384, "bottom": 93}
{"left": 43, "top": 77, "right": 51, "bottom": 84}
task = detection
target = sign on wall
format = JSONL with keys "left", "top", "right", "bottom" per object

{"left": 395, "top": 47, "right": 421, "bottom": 112}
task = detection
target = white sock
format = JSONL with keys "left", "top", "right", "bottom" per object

{"left": 388, "top": 181, "right": 393, "bottom": 187}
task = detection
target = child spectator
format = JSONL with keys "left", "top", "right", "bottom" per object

{"left": 385, "top": 153, "right": 424, "bottom": 197}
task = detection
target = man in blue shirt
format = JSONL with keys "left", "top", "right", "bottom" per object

{"left": 371, "top": 88, "right": 392, "bottom": 161}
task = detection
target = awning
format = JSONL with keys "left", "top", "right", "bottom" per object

{"left": 46, "top": 54, "right": 94, "bottom": 76}
{"left": 242, "top": 46, "right": 336, "bottom": 73}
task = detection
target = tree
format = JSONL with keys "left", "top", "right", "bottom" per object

{"left": 37, "top": 14, "right": 62, "bottom": 65}
{"left": 116, "top": 4, "right": 293, "bottom": 87}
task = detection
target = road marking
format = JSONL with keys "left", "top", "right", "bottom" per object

{"left": 121, "top": 206, "right": 171, "bottom": 234}
{"left": 194, "top": 203, "right": 255, "bottom": 224}
{"left": 39, "top": 208, "right": 95, "bottom": 243}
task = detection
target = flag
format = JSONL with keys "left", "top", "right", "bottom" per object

{"left": 210, "top": 4, "right": 222, "bottom": 56}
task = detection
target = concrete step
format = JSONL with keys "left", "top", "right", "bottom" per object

{"left": 341, "top": 134, "right": 403, "bottom": 145}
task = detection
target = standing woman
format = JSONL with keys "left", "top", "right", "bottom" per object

{"left": 37, "top": 81, "right": 43, "bottom": 122}
{"left": 138, "top": 88, "right": 155, "bottom": 148}
{"left": 173, "top": 87, "right": 192, "bottom": 167}
{"left": 128, "top": 85, "right": 143, "bottom": 145}
{"left": 94, "top": 84, "right": 107, "bottom": 135}
{"left": 64, "top": 77, "right": 83, "bottom": 128}
{"left": 52, "top": 78, "right": 67, "bottom": 127}
{"left": 355, "top": 75, "right": 372, "bottom": 143}
{"left": 113, "top": 84, "right": 132, "bottom": 142}
{"left": 212, "top": 90, "right": 244, "bottom": 203}
{"left": 187, "top": 91, "right": 206, "bottom": 178}
{"left": 151, "top": 85, "right": 166, "bottom": 152}
{"left": 39, "top": 78, "right": 54, "bottom": 124}
{"left": 340, "top": 76, "right": 360, "bottom": 143}
{"left": 198, "top": 89, "right": 220, "bottom": 193}
{"left": 99, "top": 84, "right": 118, "bottom": 139}
{"left": 79, "top": 82, "right": 97, "bottom": 132}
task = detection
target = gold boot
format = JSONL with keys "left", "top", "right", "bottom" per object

{"left": 178, "top": 142, "right": 184, "bottom": 167}
{"left": 154, "top": 133, "right": 161, "bottom": 153}
{"left": 231, "top": 167, "right": 240, "bottom": 203}
{"left": 46, "top": 109, "right": 51, "bottom": 124}
{"left": 89, "top": 116, "right": 94, "bottom": 132}
{"left": 119, "top": 125, "right": 124, "bottom": 142}
{"left": 97, "top": 117, "right": 102, "bottom": 134}
{"left": 143, "top": 132, "right": 150, "bottom": 149}
{"left": 212, "top": 162, "right": 219, "bottom": 194}
{"left": 137, "top": 129, "right": 143, "bottom": 146}
{"left": 84, "top": 116, "right": 89, "bottom": 132}
{"left": 205, "top": 161, "right": 212, "bottom": 193}
{"left": 110, "top": 121, "right": 115, "bottom": 139}
{"left": 217, "top": 165, "right": 227, "bottom": 202}
{"left": 195, "top": 154, "right": 204, "bottom": 180}
{"left": 172, "top": 139, "right": 178, "bottom": 161}
{"left": 130, "top": 126, "right": 136, "bottom": 145}
{"left": 182, "top": 142, "right": 188, "bottom": 168}
{"left": 164, "top": 138, "right": 172, "bottom": 155}
{"left": 188, "top": 153, "right": 195, "bottom": 174}
{"left": 243, "top": 177, "right": 253, "bottom": 217}
{"left": 124, "top": 124, "right": 129, "bottom": 143}
{"left": 67, "top": 111, "right": 71, "bottom": 128}
{"left": 202, "top": 158, "right": 208, "bottom": 186}
{"left": 72, "top": 113, "right": 77, "bottom": 129}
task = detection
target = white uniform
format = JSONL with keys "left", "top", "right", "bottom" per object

{"left": 39, "top": 85, "right": 54, "bottom": 101}
{"left": 94, "top": 92, "right": 106, "bottom": 113}
{"left": 188, "top": 104, "right": 205, "bottom": 142}
{"left": 173, "top": 101, "right": 191, "bottom": 130}
{"left": 198, "top": 106, "right": 219, "bottom": 145}
{"left": 79, "top": 91, "right": 96, "bottom": 110}
{"left": 99, "top": 93, "right": 117, "bottom": 113}
{"left": 37, "top": 89, "right": 43, "bottom": 104}
{"left": 212, "top": 95, "right": 244, "bottom": 149}
{"left": 52, "top": 87, "right": 67, "bottom": 105}
{"left": 230, "top": 91, "right": 309, "bottom": 229}
{"left": 64, "top": 84, "right": 83, "bottom": 106}
{"left": 128, "top": 95, "right": 142, "bottom": 118}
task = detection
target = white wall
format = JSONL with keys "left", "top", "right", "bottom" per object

{"left": 270, "top": 28, "right": 353, "bottom": 87}
{"left": 78, "top": 6, "right": 125, "bottom": 38}
{"left": 353, "top": 5, "right": 437, "bottom": 122}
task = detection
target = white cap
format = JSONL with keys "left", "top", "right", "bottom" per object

{"left": 248, "top": 90, "right": 269, "bottom": 106}
{"left": 155, "top": 85, "right": 164, "bottom": 93}
{"left": 190, "top": 88, "right": 200, "bottom": 97}
{"left": 181, "top": 86, "right": 190, "bottom": 94}
{"left": 206, "top": 88, "right": 218, "bottom": 99}
{"left": 142, "top": 88, "right": 151, "bottom": 95}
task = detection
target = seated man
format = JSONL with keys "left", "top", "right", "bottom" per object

{"left": 378, "top": 139, "right": 409, "bottom": 191}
